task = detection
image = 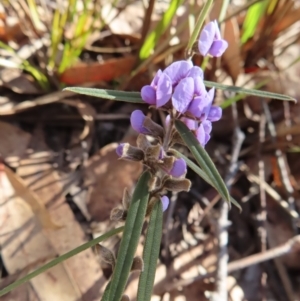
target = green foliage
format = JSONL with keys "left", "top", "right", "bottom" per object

{"left": 175, "top": 120, "right": 232, "bottom": 207}
{"left": 107, "top": 172, "right": 151, "bottom": 301}
{"left": 137, "top": 200, "right": 163, "bottom": 301}
{"left": 241, "top": 0, "right": 269, "bottom": 44}
{"left": 0, "top": 226, "right": 124, "bottom": 297}
{"left": 139, "top": 0, "right": 184, "bottom": 60}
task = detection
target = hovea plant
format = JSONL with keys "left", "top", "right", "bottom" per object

{"left": 0, "top": 2, "right": 295, "bottom": 300}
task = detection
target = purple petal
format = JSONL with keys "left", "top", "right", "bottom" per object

{"left": 187, "top": 66, "right": 204, "bottom": 80}
{"left": 181, "top": 117, "right": 198, "bottom": 130}
{"left": 172, "top": 77, "right": 194, "bottom": 113}
{"left": 207, "top": 106, "right": 222, "bottom": 122}
{"left": 202, "top": 120, "right": 212, "bottom": 134}
{"left": 200, "top": 87, "right": 215, "bottom": 121}
{"left": 196, "top": 124, "right": 206, "bottom": 146}
{"left": 161, "top": 195, "right": 169, "bottom": 212}
{"left": 198, "top": 22, "right": 215, "bottom": 56}
{"left": 116, "top": 143, "right": 125, "bottom": 157}
{"left": 163, "top": 60, "right": 193, "bottom": 86}
{"left": 205, "top": 133, "right": 211, "bottom": 145}
{"left": 169, "top": 158, "right": 187, "bottom": 178}
{"left": 187, "top": 94, "right": 211, "bottom": 118}
{"left": 130, "top": 110, "right": 149, "bottom": 134}
{"left": 151, "top": 69, "right": 162, "bottom": 86}
{"left": 209, "top": 39, "right": 228, "bottom": 57}
{"left": 156, "top": 73, "right": 172, "bottom": 107}
{"left": 141, "top": 85, "right": 156, "bottom": 105}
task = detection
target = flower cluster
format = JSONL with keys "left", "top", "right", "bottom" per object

{"left": 116, "top": 20, "right": 227, "bottom": 213}
{"left": 140, "top": 21, "right": 226, "bottom": 147}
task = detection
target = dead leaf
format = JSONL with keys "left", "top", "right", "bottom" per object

{"left": 0, "top": 121, "right": 31, "bottom": 164}
{"left": 59, "top": 56, "right": 136, "bottom": 85}
{"left": 223, "top": 17, "right": 242, "bottom": 83}
{"left": 4, "top": 165, "right": 60, "bottom": 229}
{"left": 0, "top": 69, "right": 43, "bottom": 94}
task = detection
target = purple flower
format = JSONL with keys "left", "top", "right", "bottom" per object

{"left": 163, "top": 60, "right": 193, "bottom": 86}
{"left": 196, "top": 120, "right": 212, "bottom": 146}
{"left": 130, "top": 110, "right": 151, "bottom": 134}
{"left": 161, "top": 195, "right": 169, "bottom": 212}
{"left": 187, "top": 87, "right": 215, "bottom": 119}
{"left": 181, "top": 117, "right": 198, "bottom": 131}
{"left": 169, "top": 158, "right": 187, "bottom": 177}
{"left": 116, "top": 143, "right": 125, "bottom": 157}
{"left": 141, "top": 71, "right": 172, "bottom": 108}
{"left": 207, "top": 106, "right": 222, "bottom": 122}
{"left": 172, "top": 77, "right": 195, "bottom": 113}
{"left": 198, "top": 20, "right": 228, "bottom": 57}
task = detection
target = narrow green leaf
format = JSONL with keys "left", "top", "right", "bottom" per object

{"left": 108, "top": 171, "right": 151, "bottom": 301}
{"left": 137, "top": 200, "right": 163, "bottom": 301}
{"left": 63, "top": 87, "right": 144, "bottom": 104}
{"left": 0, "top": 226, "right": 124, "bottom": 297}
{"left": 139, "top": 0, "right": 183, "bottom": 60}
{"left": 175, "top": 120, "right": 231, "bottom": 206}
{"left": 186, "top": 0, "right": 214, "bottom": 56}
{"left": 171, "top": 149, "right": 242, "bottom": 211}
{"left": 204, "top": 80, "right": 296, "bottom": 102}
{"left": 241, "top": 0, "right": 268, "bottom": 44}
{"left": 101, "top": 281, "right": 111, "bottom": 301}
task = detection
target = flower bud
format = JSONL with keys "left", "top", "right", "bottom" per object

{"left": 161, "top": 195, "right": 169, "bottom": 212}
{"left": 121, "top": 295, "right": 130, "bottom": 301}
{"left": 116, "top": 143, "right": 144, "bottom": 161}
{"left": 130, "top": 110, "right": 164, "bottom": 138}
{"left": 95, "top": 244, "right": 116, "bottom": 269}
{"left": 110, "top": 207, "right": 127, "bottom": 221}
{"left": 164, "top": 178, "right": 191, "bottom": 192}
{"left": 169, "top": 158, "right": 187, "bottom": 177}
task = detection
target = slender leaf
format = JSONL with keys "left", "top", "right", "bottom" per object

{"left": 101, "top": 281, "right": 111, "bottom": 301}
{"left": 0, "top": 226, "right": 124, "bottom": 297}
{"left": 204, "top": 80, "right": 296, "bottom": 102}
{"left": 63, "top": 87, "right": 144, "bottom": 103}
{"left": 171, "top": 149, "right": 242, "bottom": 211}
{"left": 241, "top": 0, "right": 268, "bottom": 44}
{"left": 137, "top": 200, "right": 163, "bottom": 301}
{"left": 65, "top": 83, "right": 295, "bottom": 104}
{"left": 175, "top": 120, "right": 231, "bottom": 206}
{"left": 139, "top": 0, "right": 183, "bottom": 59}
{"left": 186, "top": 0, "right": 214, "bottom": 56}
{"left": 108, "top": 171, "right": 151, "bottom": 301}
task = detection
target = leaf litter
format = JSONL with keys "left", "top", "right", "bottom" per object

{"left": 1, "top": 1, "right": 300, "bottom": 301}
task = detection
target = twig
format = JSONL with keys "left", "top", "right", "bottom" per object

{"left": 210, "top": 102, "right": 245, "bottom": 301}
{"left": 164, "top": 235, "right": 300, "bottom": 291}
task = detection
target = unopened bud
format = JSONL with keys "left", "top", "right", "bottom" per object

{"left": 146, "top": 144, "right": 162, "bottom": 160}
{"left": 164, "top": 178, "right": 191, "bottom": 192}
{"left": 110, "top": 207, "right": 127, "bottom": 221}
{"left": 95, "top": 244, "right": 116, "bottom": 269}
{"left": 116, "top": 143, "right": 144, "bottom": 161}
{"left": 131, "top": 256, "right": 144, "bottom": 272}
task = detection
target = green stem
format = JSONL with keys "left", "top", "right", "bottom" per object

{"left": 186, "top": 0, "right": 214, "bottom": 57}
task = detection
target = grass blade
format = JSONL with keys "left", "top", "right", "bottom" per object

{"left": 204, "top": 80, "right": 296, "bottom": 102}
{"left": 63, "top": 87, "right": 144, "bottom": 103}
{"left": 137, "top": 200, "right": 163, "bottom": 301}
{"left": 108, "top": 171, "right": 151, "bottom": 301}
{"left": 171, "top": 149, "right": 241, "bottom": 211}
{"left": 0, "top": 226, "right": 124, "bottom": 297}
{"left": 175, "top": 120, "right": 231, "bottom": 207}
{"left": 139, "top": 0, "right": 183, "bottom": 59}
